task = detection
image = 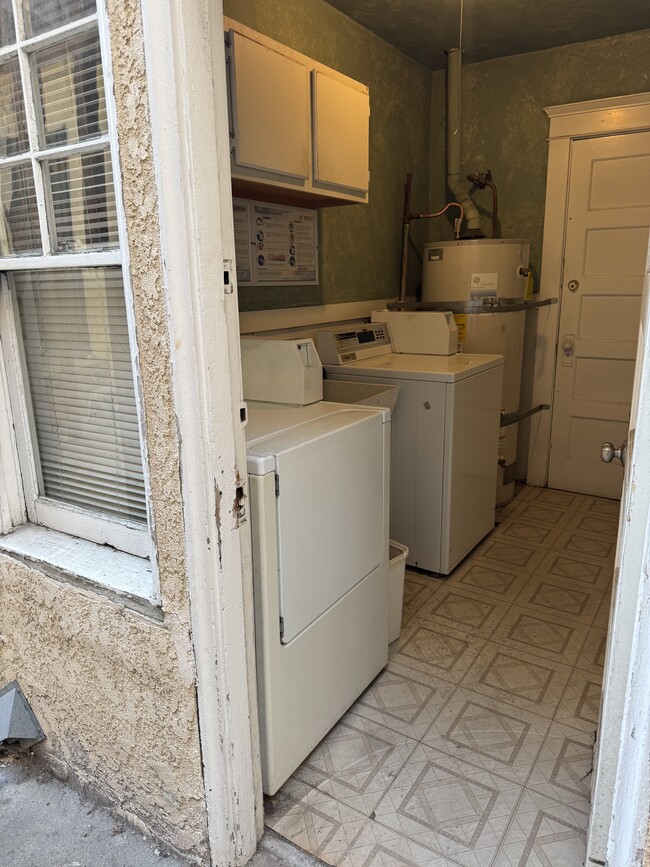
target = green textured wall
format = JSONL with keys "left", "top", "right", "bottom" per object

{"left": 428, "top": 29, "right": 650, "bottom": 287}
{"left": 224, "top": 0, "right": 432, "bottom": 311}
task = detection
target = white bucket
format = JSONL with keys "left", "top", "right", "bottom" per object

{"left": 389, "top": 540, "right": 409, "bottom": 643}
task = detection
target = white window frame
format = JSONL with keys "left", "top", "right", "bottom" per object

{"left": 0, "top": 1, "right": 152, "bottom": 563}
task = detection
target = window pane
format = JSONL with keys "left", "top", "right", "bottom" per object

{"left": 0, "top": 57, "right": 30, "bottom": 157}
{"left": 0, "top": 162, "right": 42, "bottom": 255}
{"left": 47, "top": 148, "right": 118, "bottom": 252}
{"left": 22, "top": 0, "right": 96, "bottom": 38}
{"left": 34, "top": 30, "right": 107, "bottom": 148}
{"left": 0, "top": 0, "right": 15, "bottom": 47}
{"left": 14, "top": 268, "right": 146, "bottom": 523}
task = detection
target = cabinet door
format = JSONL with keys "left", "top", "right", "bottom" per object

{"left": 312, "top": 70, "right": 370, "bottom": 194}
{"left": 229, "top": 31, "right": 311, "bottom": 180}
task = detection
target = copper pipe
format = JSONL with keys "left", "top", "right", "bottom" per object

{"left": 399, "top": 173, "right": 464, "bottom": 303}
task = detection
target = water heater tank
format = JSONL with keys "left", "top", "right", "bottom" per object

{"left": 422, "top": 239, "right": 531, "bottom": 505}
{"left": 422, "top": 238, "right": 530, "bottom": 302}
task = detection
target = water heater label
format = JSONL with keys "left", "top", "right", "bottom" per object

{"left": 454, "top": 314, "right": 467, "bottom": 344}
{"left": 470, "top": 272, "right": 498, "bottom": 293}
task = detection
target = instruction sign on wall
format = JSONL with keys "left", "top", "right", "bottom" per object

{"left": 233, "top": 197, "right": 319, "bottom": 286}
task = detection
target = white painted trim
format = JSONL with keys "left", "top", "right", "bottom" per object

{"left": 0, "top": 333, "right": 25, "bottom": 534}
{"left": 0, "top": 252, "right": 122, "bottom": 269}
{"left": 141, "top": 1, "right": 260, "bottom": 863}
{"left": 1, "top": 11, "right": 98, "bottom": 55}
{"left": 527, "top": 94, "right": 650, "bottom": 487}
{"left": 545, "top": 91, "right": 650, "bottom": 139}
{"left": 0, "top": 278, "right": 42, "bottom": 511}
{"left": 0, "top": 523, "right": 155, "bottom": 608}
{"left": 239, "top": 297, "right": 390, "bottom": 335}
{"left": 0, "top": 137, "right": 112, "bottom": 169}
{"left": 587, "top": 260, "right": 650, "bottom": 866}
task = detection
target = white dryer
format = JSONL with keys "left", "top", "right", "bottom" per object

{"left": 241, "top": 337, "right": 390, "bottom": 795}
{"left": 317, "top": 323, "right": 503, "bottom": 574}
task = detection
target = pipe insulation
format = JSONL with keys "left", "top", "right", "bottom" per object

{"left": 446, "top": 49, "right": 481, "bottom": 233}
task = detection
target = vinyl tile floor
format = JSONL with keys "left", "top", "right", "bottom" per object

{"left": 264, "top": 486, "right": 617, "bottom": 867}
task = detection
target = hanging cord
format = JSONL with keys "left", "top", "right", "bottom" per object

{"left": 452, "top": 0, "right": 464, "bottom": 137}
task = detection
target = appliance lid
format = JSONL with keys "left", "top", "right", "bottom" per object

{"left": 246, "top": 404, "right": 386, "bottom": 473}
{"left": 323, "top": 352, "right": 503, "bottom": 383}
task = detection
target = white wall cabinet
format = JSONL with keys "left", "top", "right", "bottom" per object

{"left": 225, "top": 19, "right": 370, "bottom": 208}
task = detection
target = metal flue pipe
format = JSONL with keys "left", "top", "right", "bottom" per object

{"left": 446, "top": 48, "right": 481, "bottom": 235}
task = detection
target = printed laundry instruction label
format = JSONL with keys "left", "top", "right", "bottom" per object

{"left": 232, "top": 197, "right": 318, "bottom": 286}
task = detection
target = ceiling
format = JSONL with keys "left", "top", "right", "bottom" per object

{"left": 324, "top": 0, "right": 650, "bottom": 70}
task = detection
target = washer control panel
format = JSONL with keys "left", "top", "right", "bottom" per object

{"left": 315, "top": 324, "right": 393, "bottom": 365}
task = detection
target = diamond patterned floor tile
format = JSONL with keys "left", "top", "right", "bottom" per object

{"left": 490, "top": 788, "right": 588, "bottom": 867}
{"left": 373, "top": 745, "right": 522, "bottom": 867}
{"left": 526, "top": 722, "right": 595, "bottom": 807}
{"left": 415, "top": 585, "right": 506, "bottom": 640}
{"left": 593, "top": 592, "right": 613, "bottom": 629}
{"left": 490, "top": 605, "right": 589, "bottom": 666}
{"left": 554, "top": 669, "right": 602, "bottom": 734}
{"left": 351, "top": 663, "right": 455, "bottom": 741}
{"left": 471, "top": 538, "right": 546, "bottom": 574}
{"left": 534, "top": 549, "right": 613, "bottom": 591}
{"left": 392, "top": 619, "right": 485, "bottom": 685}
{"left": 505, "top": 502, "right": 567, "bottom": 528}
{"left": 446, "top": 559, "right": 530, "bottom": 603}
{"left": 578, "top": 495, "right": 621, "bottom": 518}
{"left": 265, "top": 777, "right": 367, "bottom": 865}
{"left": 422, "top": 687, "right": 549, "bottom": 785}
{"left": 294, "top": 712, "right": 418, "bottom": 816}
{"left": 565, "top": 511, "right": 619, "bottom": 539}
{"left": 492, "top": 518, "right": 562, "bottom": 549}
{"left": 514, "top": 574, "right": 603, "bottom": 626}
{"left": 339, "top": 819, "right": 464, "bottom": 866}
{"left": 402, "top": 573, "right": 442, "bottom": 626}
{"left": 460, "top": 642, "right": 572, "bottom": 718}
{"left": 523, "top": 488, "right": 585, "bottom": 513}
{"left": 576, "top": 628, "right": 608, "bottom": 677}
{"left": 551, "top": 530, "right": 616, "bottom": 562}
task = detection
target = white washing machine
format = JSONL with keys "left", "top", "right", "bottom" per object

{"left": 317, "top": 322, "right": 503, "bottom": 574}
{"left": 241, "top": 337, "right": 390, "bottom": 795}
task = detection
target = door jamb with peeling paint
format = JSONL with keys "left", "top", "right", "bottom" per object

{"left": 140, "top": 1, "right": 262, "bottom": 863}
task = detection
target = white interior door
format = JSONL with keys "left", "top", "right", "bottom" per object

{"left": 587, "top": 253, "right": 650, "bottom": 866}
{"left": 548, "top": 131, "right": 650, "bottom": 498}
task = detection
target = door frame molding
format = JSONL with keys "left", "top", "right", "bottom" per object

{"left": 527, "top": 91, "right": 650, "bottom": 486}
{"left": 140, "top": 1, "right": 262, "bottom": 862}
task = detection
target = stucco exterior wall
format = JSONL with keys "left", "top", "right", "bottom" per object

{"left": 224, "top": 0, "right": 432, "bottom": 310}
{"left": 0, "top": 0, "right": 209, "bottom": 861}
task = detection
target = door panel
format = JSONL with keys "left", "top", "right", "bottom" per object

{"left": 548, "top": 131, "right": 650, "bottom": 498}
{"left": 275, "top": 412, "right": 384, "bottom": 644}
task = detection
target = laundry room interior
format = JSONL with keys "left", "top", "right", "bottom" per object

{"left": 224, "top": 1, "right": 650, "bottom": 865}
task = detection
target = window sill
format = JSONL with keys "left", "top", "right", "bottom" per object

{"left": 0, "top": 524, "right": 160, "bottom": 618}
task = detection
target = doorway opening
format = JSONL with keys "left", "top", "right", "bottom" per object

{"left": 262, "top": 482, "right": 615, "bottom": 866}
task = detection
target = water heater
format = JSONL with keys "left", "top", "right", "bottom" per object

{"left": 422, "top": 239, "right": 530, "bottom": 505}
